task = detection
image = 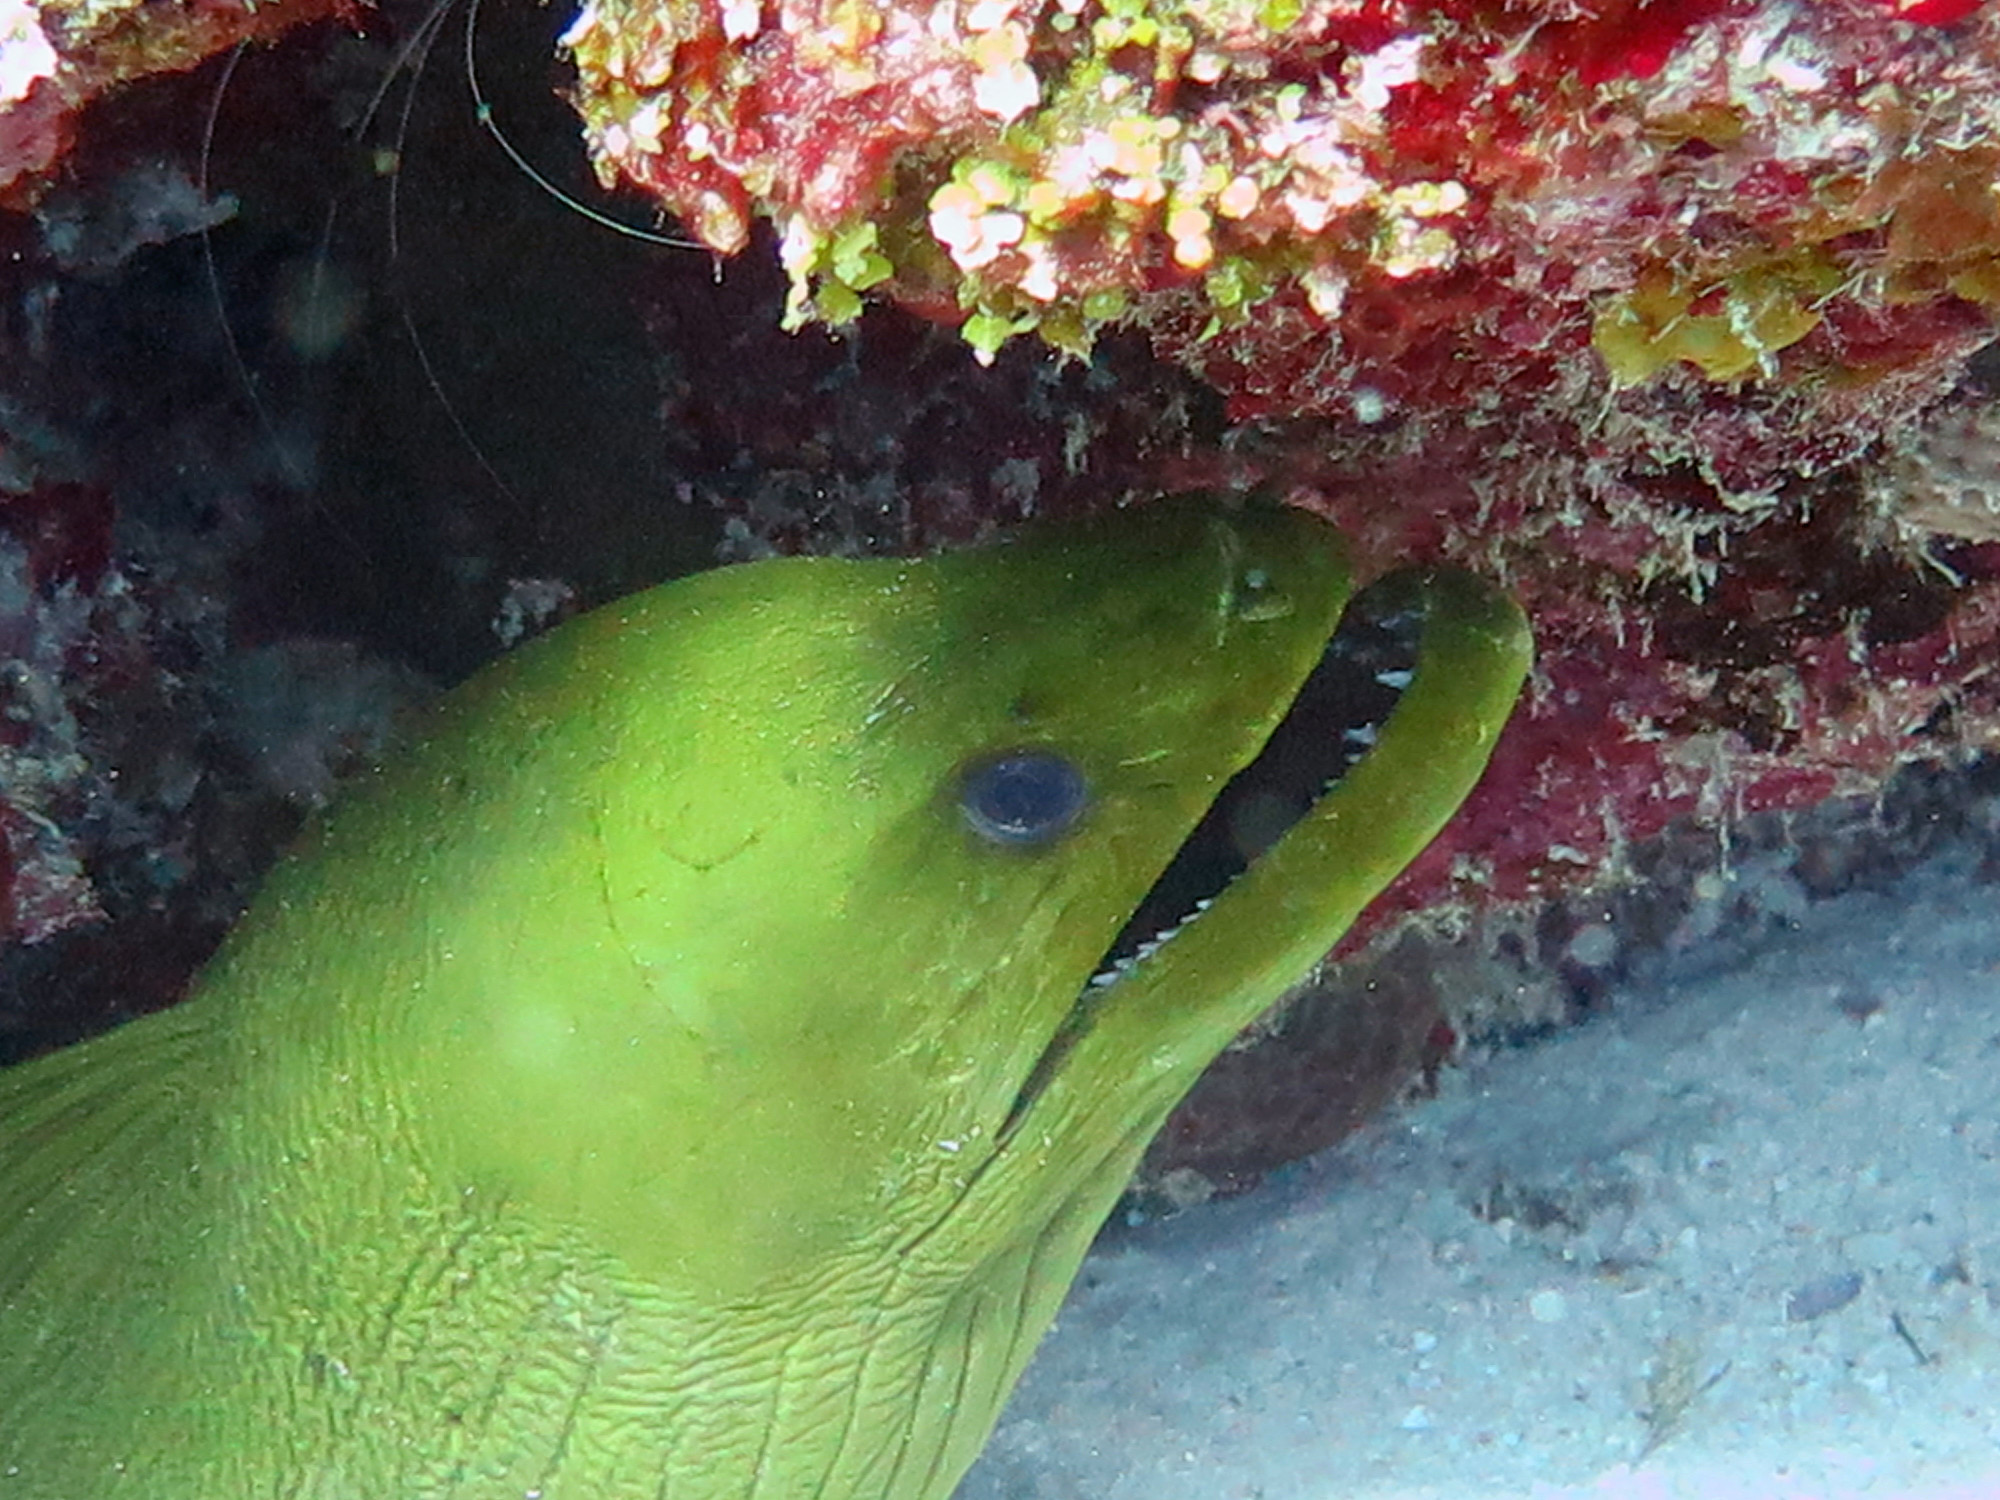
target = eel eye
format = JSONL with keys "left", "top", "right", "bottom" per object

{"left": 960, "top": 750, "right": 1089, "bottom": 846}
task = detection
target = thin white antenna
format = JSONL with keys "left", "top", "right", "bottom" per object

{"left": 461, "top": 0, "right": 704, "bottom": 250}
{"left": 382, "top": 0, "right": 526, "bottom": 509}
{"left": 200, "top": 43, "right": 314, "bottom": 492}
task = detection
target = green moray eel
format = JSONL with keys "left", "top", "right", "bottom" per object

{"left": 0, "top": 498, "right": 1528, "bottom": 1498}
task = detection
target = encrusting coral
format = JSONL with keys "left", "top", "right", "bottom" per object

{"left": 563, "top": 0, "right": 2000, "bottom": 412}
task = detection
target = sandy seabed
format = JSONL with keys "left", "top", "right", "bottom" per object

{"left": 960, "top": 847, "right": 2000, "bottom": 1500}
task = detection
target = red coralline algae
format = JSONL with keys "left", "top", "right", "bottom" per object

{"left": 1357, "top": 543, "right": 2000, "bottom": 943}
{"left": 1890, "top": 0, "right": 1985, "bottom": 22}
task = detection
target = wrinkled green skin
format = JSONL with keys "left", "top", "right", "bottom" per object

{"left": 0, "top": 502, "right": 1528, "bottom": 1498}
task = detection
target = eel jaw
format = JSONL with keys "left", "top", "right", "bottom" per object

{"left": 1094, "top": 575, "right": 1426, "bottom": 983}
{"left": 1000, "top": 568, "right": 1528, "bottom": 1160}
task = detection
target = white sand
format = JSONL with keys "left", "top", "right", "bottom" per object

{"left": 958, "top": 849, "right": 2000, "bottom": 1500}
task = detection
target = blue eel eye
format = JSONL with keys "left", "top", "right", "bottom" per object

{"left": 960, "top": 750, "right": 1089, "bottom": 846}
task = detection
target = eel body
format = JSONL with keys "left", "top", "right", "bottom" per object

{"left": 0, "top": 500, "right": 1529, "bottom": 1498}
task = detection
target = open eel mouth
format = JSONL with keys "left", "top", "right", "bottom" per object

{"left": 1093, "top": 572, "right": 1425, "bottom": 984}
{"left": 995, "top": 574, "right": 1429, "bottom": 1137}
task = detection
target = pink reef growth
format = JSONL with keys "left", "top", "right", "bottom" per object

{"left": 565, "top": 0, "right": 2000, "bottom": 414}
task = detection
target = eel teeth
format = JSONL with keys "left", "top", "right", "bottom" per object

{"left": 1085, "top": 897, "right": 1217, "bottom": 989}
